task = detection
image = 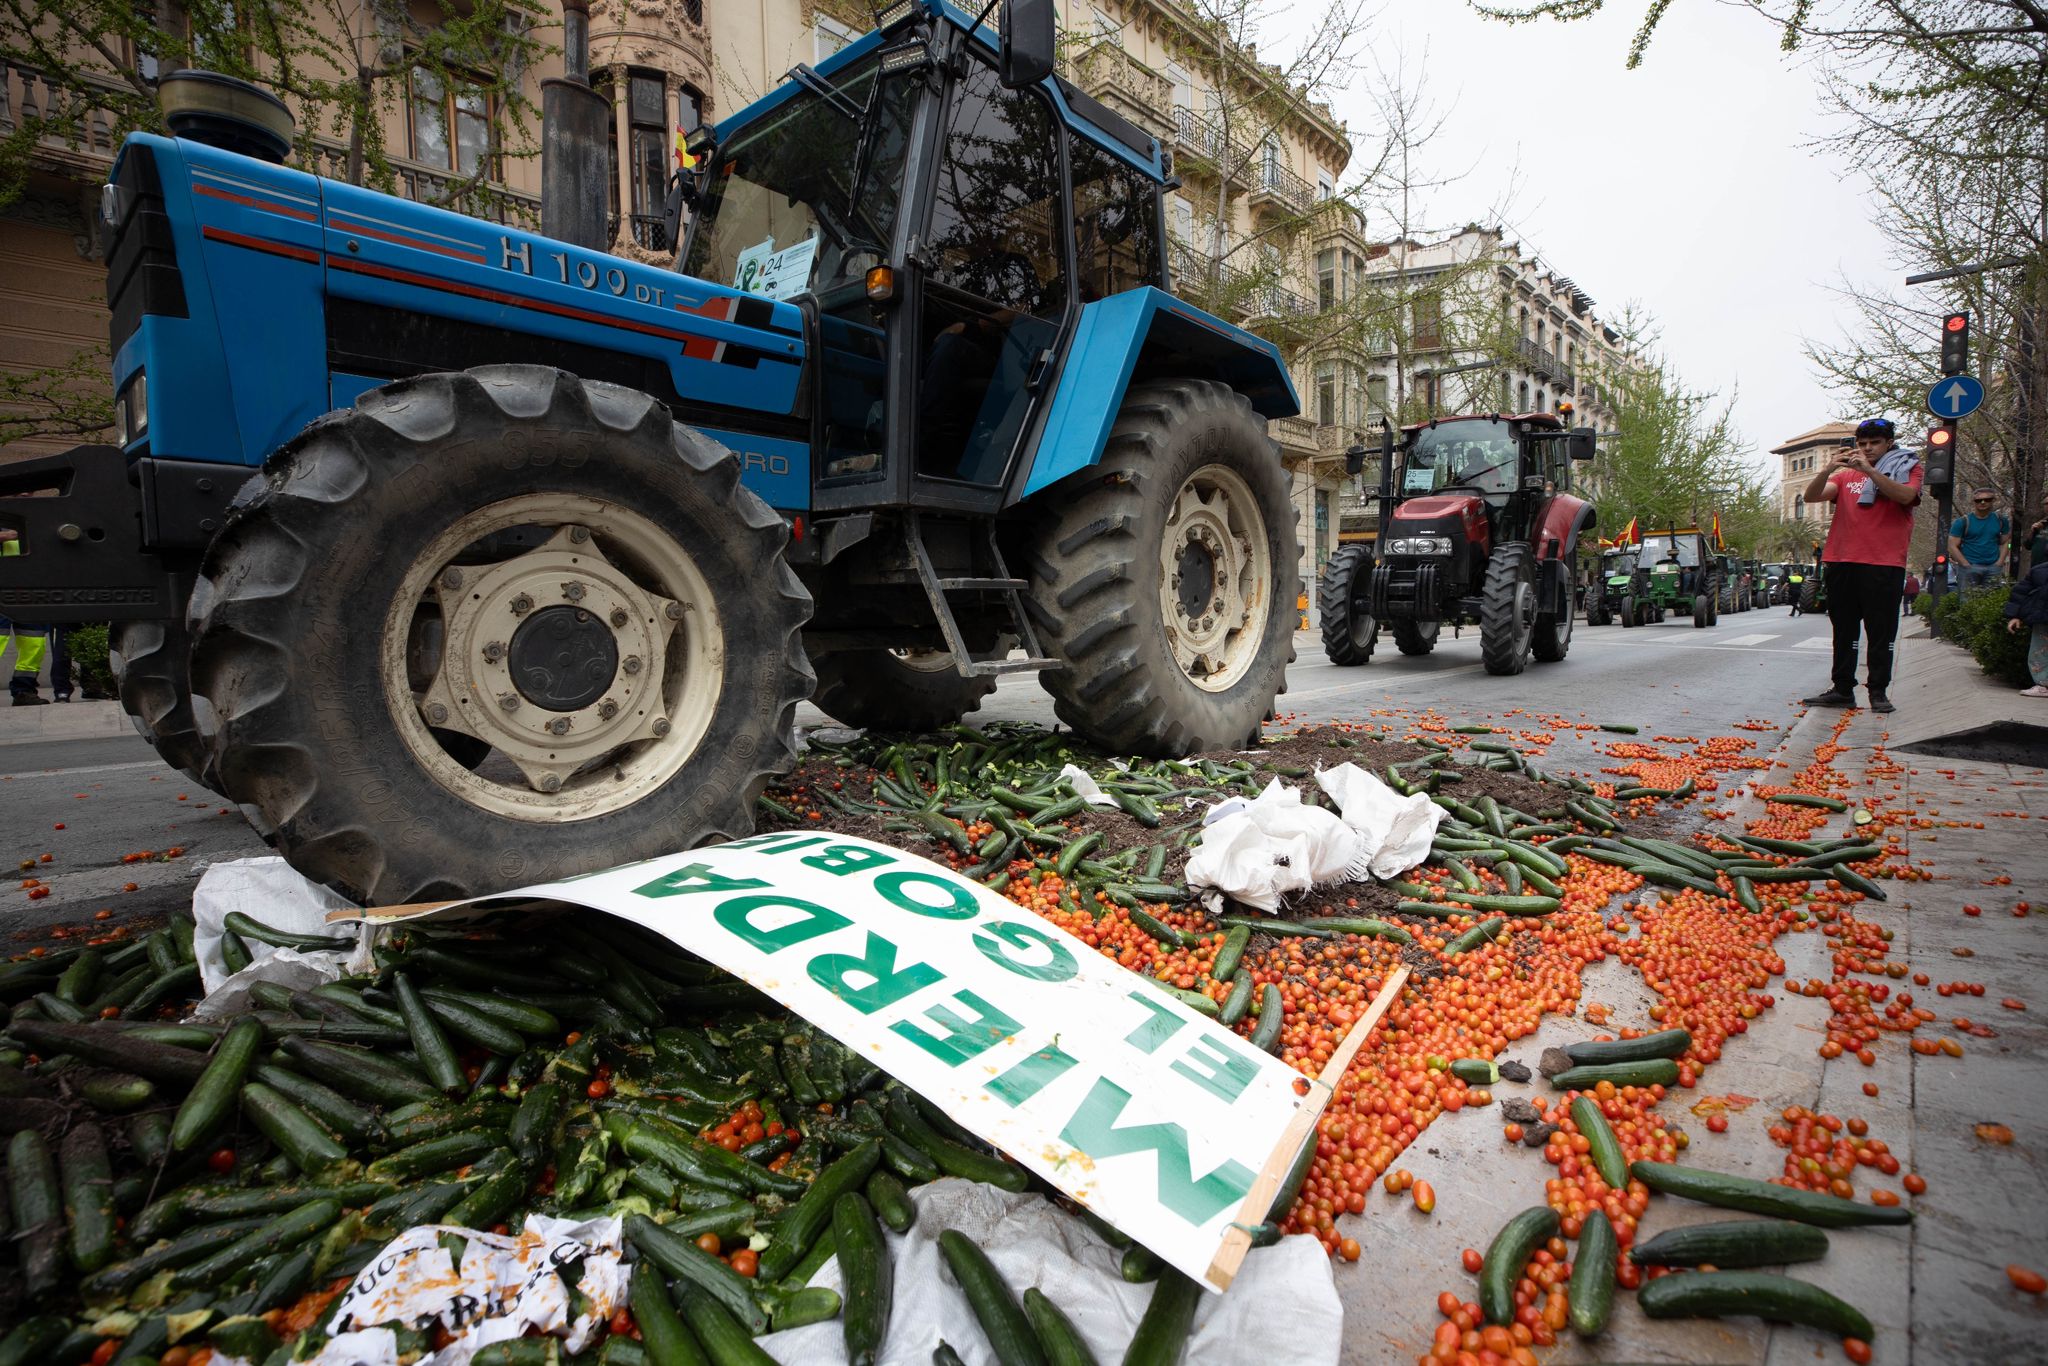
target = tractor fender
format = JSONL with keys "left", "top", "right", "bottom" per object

{"left": 1011, "top": 288, "right": 1299, "bottom": 504}
{"left": 1535, "top": 493, "right": 1596, "bottom": 563}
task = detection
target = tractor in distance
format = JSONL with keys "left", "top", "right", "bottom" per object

{"left": 1714, "top": 551, "right": 1749, "bottom": 615}
{"left": 1636, "top": 529, "right": 1722, "bottom": 628}
{"left": 1318, "top": 411, "right": 1598, "bottom": 674}
{"left": 1585, "top": 544, "right": 1650, "bottom": 627}
{"left": 0, "top": 0, "right": 1306, "bottom": 907}
{"left": 1761, "top": 561, "right": 1792, "bottom": 604}
{"left": 1744, "top": 557, "right": 1770, "bottom": 610}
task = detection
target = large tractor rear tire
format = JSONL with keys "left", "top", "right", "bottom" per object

{"left": 1480, "top": 544, "right": 1537, "bottom": 676}
{"left": 1318, "top": 545, "right": 1376, "bottom": 666}
{"left": 110, "top": 619, "right": 215, "bottom": 791}
{"left": 807, "top": 644, "right": 1003, "bottom": 731}
{"left": 1620, "top": 595, "right": 1637, "bottom": 627}
{"left": 186, "top": 367, "right": 813, "bottom": 906}
{"left": 1532, "top": 563, "right": 1573, "bottom": 663}
{"left": 1392, "top": 618, "right": 1440, "bottom": 656}
{"left": 1024, "top": 379, "right": 1296, "bottom": 755}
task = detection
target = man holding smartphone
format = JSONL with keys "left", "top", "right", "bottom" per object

{"left": 1799, "top": 419, "right": 1923, "bottom": 713}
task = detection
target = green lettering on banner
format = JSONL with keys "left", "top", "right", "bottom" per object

{"left": 633, "top": 863, "right": 771, "bottom": 899}
{"left": 1122, "top": 989, "right": 1186, "bottom": 1055}
{"left": 716, "top": 832, "right": 790, "bottom": 851}
{"left": 874, "top": 871, "right": 979, "bottom": 921}
{"left": 972, "top": 921, "right": 1078, "bottom": 983}
{"left": 808, "top": 932, "right": 943, "bottom": 1014}
{"left": 1059, "top": 1077, "right": 1255, "bottom": 1225}
{"left": 890, "top": 989, "right": 1021, "bottom": 1066}
{"left": 713, "top": 895, "right": 851, "bottom": 953}
{"left": 986, "top": 1041, "right": 1079, "bottom": 1107}
{"left": 742, "top": 835, "right": 831, "bottom": 855}
{"left": 801, "top": 844, "right": 899, "bottom": 877}
{"left": 1170, "top": 1036, "right": 1259, "bottom": 1104}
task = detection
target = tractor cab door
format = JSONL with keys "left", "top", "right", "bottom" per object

{"left": 906, "top": 56, "right": 1070, "bottom": 503}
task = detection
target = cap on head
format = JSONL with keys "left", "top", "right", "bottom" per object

{"left": 1854, "top": 418, "right": 1894, "bottom": 441}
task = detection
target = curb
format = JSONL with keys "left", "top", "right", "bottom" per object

{"left": 0, "top": 700, "right": 133, "bottom": 747}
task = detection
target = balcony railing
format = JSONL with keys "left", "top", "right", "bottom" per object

{"left": 1513, "top": 335, "right": 1576, "bottom": 392}
{"left": 299, "top": 141, "right": 540, "bottom": 226}
{"left": 1249, "top": 157, "right": 1313, "bottom": 215}
{"left": 1073, "top": 44, "right": 1172, "bottom": 127}
{"left": 1, "top": 62, "right": 132, "bottom": 170}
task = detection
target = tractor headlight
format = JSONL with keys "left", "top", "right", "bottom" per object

{"left": 114, "top": 372, "right": 147, "bottom": 445}
{"left": 1386, "top": 536, "right": 1451, "bottom": 556}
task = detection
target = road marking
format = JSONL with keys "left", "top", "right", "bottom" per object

{"left": 1717, "top": 633, "right": 1780, "bottom": 647}
{"left": 5, "top": 760, "right": 164, "bottom": 781}
{"left": 1796, "top": 638, "right": 1832, "bottom": 649}
{"left": 1285, "top": 663, "right": 1489, "bottom": 699}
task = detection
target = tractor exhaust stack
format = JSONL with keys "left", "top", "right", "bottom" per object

{"left": 541, "top": 0, "right": 612, "bottom": 250}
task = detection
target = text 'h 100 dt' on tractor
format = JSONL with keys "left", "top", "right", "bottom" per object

{"left": 1318, "top": 412, "right": 1598, "bottom": 674}
{"left": 0, "top": 0, "right": 1305, "bottom": 906}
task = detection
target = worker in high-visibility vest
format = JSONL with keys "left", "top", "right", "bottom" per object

{"left": 1, "top": 529, "right": 53, "bottom": 705}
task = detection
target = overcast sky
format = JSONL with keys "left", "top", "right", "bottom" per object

{"left": 1325, "top": 0, "right": 1900, "bottom": 477}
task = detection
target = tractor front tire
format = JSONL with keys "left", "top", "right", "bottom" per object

{"left": 1392, "top": 618, "right": 1440, "bottom": 656}
{"left": 1480, "top": 544, "right": 1537, "bottom": 676}
{"left": 1692, "top": 592, "right": 1711, "bottom": 627}
{"left": 1532, "top": 564, "right": 1573, "bottom": 663}
{"left": 187, "top": 366, "right": 813, "bottom": 905}
{"left": 1025, "top": 379, "right": 1296, "bottom": 755}
{"left": 808, "top": 645, "right": 1003, "bottom": 731}
{"left": 111, "top": 618, "right": 216, "bottom": 791}
{"left": 1620, "top": 596, "right": 1637, "bottom": 628}
{"left": 1319, "top": 545, "right": 1376, "bottom": 666}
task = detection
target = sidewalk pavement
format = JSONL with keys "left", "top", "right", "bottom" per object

{"left": 0, "top": 696, "right": 130, "bottom": 744}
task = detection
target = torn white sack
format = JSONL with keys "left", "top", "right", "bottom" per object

{"left": 307, "top": 1215, "right": 627, "bottom": 1366}
{"left": 1057, "top": 763, "right": 1121, "bottom": 807}
{"left": 757, "top": 1179, "right": 1342, "bottom": 1366}
{"left": 189, "top": 856, "right": 376, "bottom": 1015}
{"left": 1182, "top": 763, "right": 1441, "bottom": 913}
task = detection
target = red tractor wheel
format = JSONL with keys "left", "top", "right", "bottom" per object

{"left": 1480, "top": 545, "right": 1537, "bottom": 676}
{"left": 1318, "top": 544, "right": 1376, "bottom": 666}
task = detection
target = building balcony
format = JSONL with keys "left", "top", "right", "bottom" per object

{"left": 1248, "top": 158, "right": 1313, "bottom": 219}
{"left": 1072, "top": 44, "right": 1173, "bottom": 138}
{"left": 1513, "top": 335, "right": 1575, "bottom": 392}
{"left": 2, "top": 63, "right": 131, "bottom": 176}
{"left": 299, "top": 141, "right": 540, "bottom": 227}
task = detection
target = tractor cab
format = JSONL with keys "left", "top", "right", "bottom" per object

{"left": 1636, "top": 530, "right": 1723, "bottom": 627}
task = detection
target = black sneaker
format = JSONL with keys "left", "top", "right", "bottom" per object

{"left": 1867, "top": 692, "right": 1895, "bottom": 713}
{"left": 1801, "top": 689, "right": 1854, "bottom": 706}
{"left": 11, "top": 694, "right": 49, "bottom": 707}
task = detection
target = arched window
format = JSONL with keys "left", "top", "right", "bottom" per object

{"left": 1517, "top": 380, "right": 1530, "bottom": 412}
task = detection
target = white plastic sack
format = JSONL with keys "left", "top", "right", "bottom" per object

{"left": 304, "top": 1215, "right": 627, "bottom": 1366}
{"left": 189, "top": 856, "right": 375, "bottom": 1016}
{"left": 757, "top": 1179, "right": 1342, "bottom": 1366}
{"left": 1315, "top": 763, "right": 1444, "bottom": 881}
{"left": 1057, "top": 763, "right": 1121, "bottom": 807}
{"left": 1182, "top": 764, "right": 1442, "bottom": 913}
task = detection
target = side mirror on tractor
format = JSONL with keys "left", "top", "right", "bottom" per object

{"left": 1344, "top": 444, "right": 1366, "bottom": 478}
{"left": 1568, "top": 426, "right": 1596, "bottom": 461}
{"left": 1000, "top": 0, "right": 1056, "bottom": 87}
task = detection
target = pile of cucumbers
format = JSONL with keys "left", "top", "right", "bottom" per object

{"left": 0, "top": 907, "right": 1161, "bottom": 1366}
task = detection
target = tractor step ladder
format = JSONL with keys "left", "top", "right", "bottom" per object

{"left": 905, "top": 512, "right": 1057, "bottom": 678}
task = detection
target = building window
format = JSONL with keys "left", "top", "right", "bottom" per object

{"left": 1316, "top": 171, "right": 1334, "bottom": 201}
{"left": 1091, "top": 6, "right": 1122, "bottom": 42}
{"left": 1316, "top": 360, "right": 1338, "bottom": 427}
{"left": 1316, "top": 249, "right": 1335, "bottom": 311}
{"left": 626, "top": 72, "right": 674, "bottom": 250}
{"left": 1165, "top": 62, "right": 1192, "bottom": 111}
{"left": 1793, "top": 496, "right": 1805, "bottom": 520}
{"left": 1517, "top": 380, "right": 1530, "bottom": 412}
{"left": 409, "top": 66, "right": 495, "bottom": 177}
{"left": 1169, "top": 195, "right": 1195, "bottom": 243}
{"left": 1413, "top": 293, "right": 1442, "bottom": 349}
{"left": 815, "top": 15, "right": 858, "bottom": 62}
{"left": 1367, "top": 373, "right": 1388, "bottom": 415}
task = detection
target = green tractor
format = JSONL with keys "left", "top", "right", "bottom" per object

{"left": 1585, "top": 546, "right": 1650, "bottom": 627}
{"left": 1744, "top": 558, "right": 1770, "bottom": 609}
{"left": 1715, "top": 552, "right": 1748, "bottom": 615}
{"left": 1638, "top": 529, "right": 1721, "bottom": 628}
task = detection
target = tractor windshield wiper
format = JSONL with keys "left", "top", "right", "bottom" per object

{"left": 786, "top": 64, "right": 864, "bottom": 121}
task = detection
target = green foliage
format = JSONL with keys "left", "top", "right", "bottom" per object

{"left": 1912, "top": 592, "right": 1933, "bottom": 619}
{"left": 66, "top": 623, "right": 114, "bottom": 697}
{"left": 1932, "top": 586, "right": 1965, "bottom": 638}
{"left": 1947, "top": 584, "right": 2030, "bottom": 688}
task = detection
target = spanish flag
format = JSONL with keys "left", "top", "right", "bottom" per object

{"left": 1711, "top": 512, "right": 1723, "bottom": 548}
{"left": 675, "top": 126, "right": 699, "bottom": 171}
{"left": 1620, "top": 516, "right": 1639, "bottom": 546}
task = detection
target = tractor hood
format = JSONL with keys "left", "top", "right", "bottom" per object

{"left": 1391, "top": 494, "right": 1484, "bottom": 522}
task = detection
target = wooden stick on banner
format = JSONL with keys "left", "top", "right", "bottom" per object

{"left": 1204, "top": 963, "right": 1410, "bottom": 1291}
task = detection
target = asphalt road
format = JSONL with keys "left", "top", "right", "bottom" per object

{"left": 1, "top": 602, "right": 1841, "bottom": 940}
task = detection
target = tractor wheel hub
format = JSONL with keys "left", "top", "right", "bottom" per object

{"left": 508, "top": 605, "right": 619, "bottom": 712}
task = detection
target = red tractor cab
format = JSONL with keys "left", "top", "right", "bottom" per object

{"left": 1318, "top": 412, "right": 1598, "bottom": 674}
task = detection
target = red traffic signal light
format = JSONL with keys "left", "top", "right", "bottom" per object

{"left": 1940, "top": 312, "right": 1969, "bottom": 376}
{"left": 1926, "top": 425, "right": 1955, "bottom": 449}
{"left": 1924, "top": 421, "right": 1957, "bottom": 489}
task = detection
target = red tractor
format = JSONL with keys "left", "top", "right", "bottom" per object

{"left": 1319, "top": 412, "right": 1597, "bottom": 674}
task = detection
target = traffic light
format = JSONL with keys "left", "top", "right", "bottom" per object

{"left": 1940, "top": 312, "right": 1969, "bottom": 377}
{"left": 1924, "top": 421, "right": 1957, "bottom": 490}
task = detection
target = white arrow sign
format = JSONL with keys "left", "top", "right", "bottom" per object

{"left": 1926, "top": 375, "right": 1983, "bottom": 419}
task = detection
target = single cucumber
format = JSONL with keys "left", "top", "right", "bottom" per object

{"left": 249, "top": 1063, "right": 380, "bottom": 1144}
{"left": 884, "top": 1091, "right": 1026, "bottom": 1192}
{"left": 82, "top": 1216, "right": 268, "bottom": 1299}
{"left": 1631, "top": 1218, "right": 1830, "bottom": 1268}
{"left": 75, "top": 1069, "right": 155, "bottom": 1113}
{"left": 1564, "top": 1028, "right": 1691, "bottom": 1066}
{"left": 1119, "top": 1245, "right": 1162, "bottom": 1283}
{"left": 1218, "top": 972, "right": 1254, "bottom": 1027}
{"left": 416, "top": 991, "right": 526, "bottom": 1055}
{"left": 835, "top": 1193, "right": 892, "bottom": 1366}
{"left": 222, "top": 910, "right": 353, "bottom": 952}
{"left": 1570, "top": 1096, "right": 1629, "bottom": 1190}
{"left": 1443, "top": 918, "right": 1507, "bottom": 957}
{"left": 58, "top": 1121, "right": 115, "bottom": 1273}
{"left": 768, "top": 1285, "right": 844, "bottom": 1332}
{"left": 6, "top": 1017, "right": 207, "bottom": 1086}
{"left": 240, "top": 1082, "right": 350, "bottom": 1176}
{"left": 1767, "top": 793, "right": 1849, "bottom": 812}
{"left": 1248, "top": 984, "right": 1284, "bottom": 1053}
{"left": 1549, "top": 1059, "right": 1680, "bottom": 1091}
{"left": 1632, "top": 1161, "right": 1912, "bottom": 1227}
{"left": 173, "top": 1197, "right": 340, "bottom": 1289}
{"left": 1637, "top": 1269, "right": 1872, "bottom": 1339}
{"left": 1124, "top": 1270, "right": 1201, "bottom": 1366}
{"left": 1297, "top": 917, "right": 1415, "bottom": 942}
{"left": 169, "top": 1015, "right": 263, "bottom": 1152}
{"left": 1209, "top": 925, "right": 1250, "bottom": 982}
{"left": 1022, "top": 1288, "right": 1099, "bottom": 1366}
{"left": 1449, "top": 1058, "right": 1498, "bottom": 1086}
{"left": 629, "top": 1257, "right": 709, "bottom": 1366}
{"left": 757, "top": 1142, "right": 880, "bottom": 1283}
{"left": 866, "top": 1169, "right": 916, "bottom": 1234}
{"left": 1480, "top": 1207, "right": 1560, "bottom": 1326}
{"left": 1569, "top": 1209, "right": 1617, "bottom": 1337}
{"left": 8, "top": 1133, "right": 63, "bottom": 1301}
{"left": 939, "top": 1229, "right": 1047, "bottom": 1366}
{"left": 280, "top": 1036, "right": 439, "bottom": 1107}
{"left": 393, "top": 971, "right": 466, "bottom": 1094}
{"left": 0, "top": 1318, "right": 69, "bottom": 1366}
{"left": 777, "top": 1226, "right": 837, "bottom": 1291}
{"left": 675, "top": 1284, "right": 776, "bottom": 1366}
{"left": 443, "top": 1158, "right": 529, "bottom": 1230}
{"left": 368, "top": 1129, "right": 505, "bottom": 1182}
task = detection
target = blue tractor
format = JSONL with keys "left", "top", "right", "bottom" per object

{"left": 0, "top": 0, "right": 1302, "bottom": 904}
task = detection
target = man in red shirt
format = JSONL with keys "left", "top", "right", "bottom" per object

{"left": 1800, "top": 418, "right": 1923, "bottom": 713}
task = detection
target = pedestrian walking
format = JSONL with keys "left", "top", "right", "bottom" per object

{"left": 1948, "top": 487, "right": 2010, "bottom": 591}
{"left": 1, "top": 528, "right": 50, "bottom": 706}
{"left": 2007, "top": 559, "right": 2048, "bottom": 699}
{"left": 2023, "top": 488, "right": 2048, "bottom": 575}
{"left": 1901, "top": 571, "right": 1921, "bottom": 617}
{"left": 1800, "top": 418, "right": 1922, "bottom": 714}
